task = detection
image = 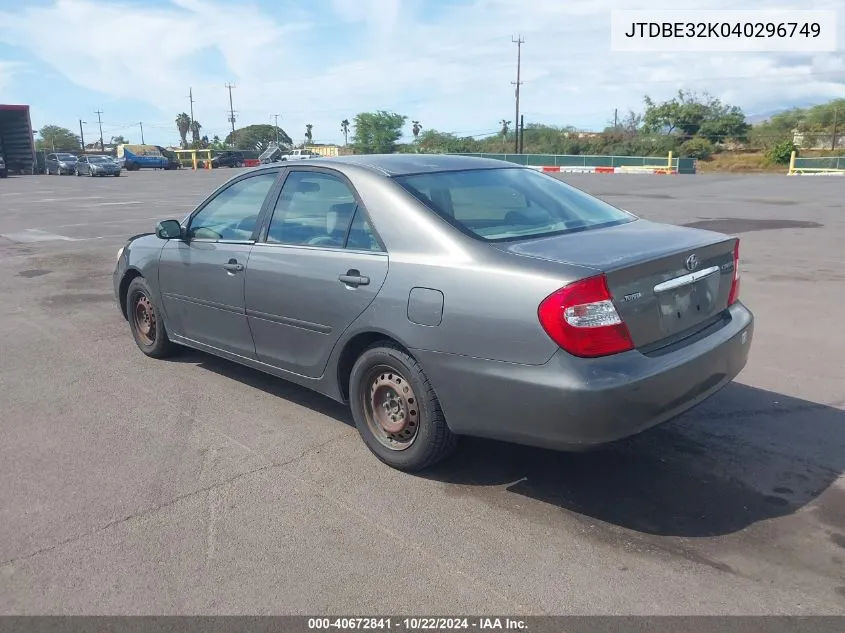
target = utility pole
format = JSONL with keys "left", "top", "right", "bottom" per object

{"left": 78, "top": 119, "right": 86, "bottom": 152}
{"left": 512, "top": 35, "right": 524, "bottom": 154}
{"left": 519, "top": 114, "right": 524, "bottom": 154}
{"left": 832, "top": 107, "right": 838, "bottom": 151}
{"left": 614, "top": 108, "right": 618, "bottom": 129}
{"left": 273, "top": 114, "right": 280, "bottom": 144}
{"left": 226, "top": 83, "right": 237, "bottom": 148}
{"left": 94, "top": 110, "right": 104, "bottom": 150}
{"left": 139, "top": 122, "right": 145, "bottom": 145}
{"left": 188, "top": 87, "right": 195, "bottom": 124}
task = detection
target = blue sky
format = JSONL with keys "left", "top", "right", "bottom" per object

{"left": 0, "top": 0, "right": 843, "bottom": 147}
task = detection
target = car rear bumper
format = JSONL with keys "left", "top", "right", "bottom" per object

{"left": 414, "top": 302, "right": 753, "bottom": 450}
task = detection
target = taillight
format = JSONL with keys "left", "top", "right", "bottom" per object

{"left": 538, "top": 274, "right": 634, "bottom": 358}
{"left": 728, "top": 239, "right": 741, "bottom": 305}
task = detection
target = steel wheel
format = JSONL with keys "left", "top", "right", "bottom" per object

{"left": 361, "top": 364, "right": 420, "bottom": 451}
{"left": 132, "top": 291, "right": 156, "bottom": 346}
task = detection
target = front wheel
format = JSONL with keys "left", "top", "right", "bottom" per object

{"left": 126, "top": 277, "right": 176, "bottom": 358}
{"left": 349, "top": 344, "right": 457, "bottom": 472}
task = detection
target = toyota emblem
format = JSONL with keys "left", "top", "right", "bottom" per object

{"left": 685, "top": 254, "right": 700, "bottom": 271}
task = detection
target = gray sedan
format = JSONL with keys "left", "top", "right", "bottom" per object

{"left": 46, "top": 152, "right": 78, "bottom": 175}
{"left": 76, "top": 155, "right": 121, "bottom": 177}
{"left": 113, "top": 155, "right": 753, "bottom": 471}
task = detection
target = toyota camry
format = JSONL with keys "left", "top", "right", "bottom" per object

{"left": 113, "top": 154, "right": 753, "bottom": 471}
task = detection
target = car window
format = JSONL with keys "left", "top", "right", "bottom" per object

{"left": 394, "top": 168, "right": 635, "bottom": 242}
{"left": 345, "top": 207, "right": 383, "bottom": 252}
{"left": 266, "top": 171, "right": 363, "bottom": 248}
{"left": 188, "top": 172, "right": 278, "bottom": 242}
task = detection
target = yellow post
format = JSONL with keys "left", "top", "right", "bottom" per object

{"left": 788, "top": 150, "right": 796, "bottom": 175}
{"left": 205, "top": 150, "right": 212, "bottom": 169}
{"left": 191, "top": 150, "right": 198, "bottom": 171}
{"left": 667, "top": 150, "right": 673, "bottom": 172}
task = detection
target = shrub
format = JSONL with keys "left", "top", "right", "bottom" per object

{"left": 679, "top": 137, "right": 714, "bottom": 160}
{"left": 766, "top": 140, "right": 797, "bottom": 165}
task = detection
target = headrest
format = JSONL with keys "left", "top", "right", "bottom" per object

{"left": 327, "top": 202, "right": 356, "bottom": 233}
{"left": 429, "top": 188, "right": 454, "bottom": 218}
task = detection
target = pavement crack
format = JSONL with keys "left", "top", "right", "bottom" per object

{"left": 0, "top": 434, "right": 347, "bottom": 569}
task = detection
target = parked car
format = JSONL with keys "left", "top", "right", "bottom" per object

{"left": 209, "top": 151, "right": 246, "bottom": 168}
{"left": 280, "top": 148, "right": 320, "bottom": 161}
{"left": 76, "top": 155, "right": 121, "bottom": 177}
{"left": 46, "top": 152, "right": 79, "bottom": 175}
{"left": 157, "top": 147, "right": 182, "bottom": 170}
{"left": 0, "top": 155, "right": 7, "bottom": 178}
{"left": 113, "top": 155, "right": 752, "bottom": 472}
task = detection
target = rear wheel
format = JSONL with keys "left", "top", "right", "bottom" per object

{"left": 349, "top": 343, "right": 457, "bottom": 471}
{"left": 126, "top": 277, "right": 176, "bottom": 358}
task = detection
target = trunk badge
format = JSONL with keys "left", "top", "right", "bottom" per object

{"left": 685, "top": 254, "right": 700, "bottom": 271}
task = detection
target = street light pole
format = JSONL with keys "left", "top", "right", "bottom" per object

{"left": 79, "top": 120, "right": 86, "bottom": 152}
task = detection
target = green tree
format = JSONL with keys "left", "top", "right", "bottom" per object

{"left": 305, "top": 123, "right": 313, "bottom": 144}
{"left": 352, "top": 111, "right": 407, "bottom": 154}
{"left": 412, "top": 120, "right": 422, "bottom": 139}
{"left": 225, "top": 124, "right": 292, "bottom": 151}
{"left": 36, "top": 125, "right": 81, "bottom": 152}
{"left": 175, "top": 113, "right": 191, "bottom": 149}
{"left": 190, "top": 120, "right": 202, "bottom": 146}
{"left": 417, "top": 129, "right": 481, "bottom": 154}
{"left": 110, "top": 135, "right": 128, "bottom": 145}
{"left": 643, "top": 90, "right": 749, "bottom": 142}
{"left": 341, "top": 119, "right": 350, "bottom": 146}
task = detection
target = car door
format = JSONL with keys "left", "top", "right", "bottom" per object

{"left": 245, "top": 168, "right": 389, "bottom": 377}
{"left": 157, "top": 170, "right": 281, "bottom": 358}
{"left": 46, "top": 154, "right": 56, "bottom": 174}
{"left": 77, "top": 156, "right": 88, "bottom": 174}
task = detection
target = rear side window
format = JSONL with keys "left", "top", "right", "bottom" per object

{"left": 394, "top": 168, "right": 635, "bottom": 242}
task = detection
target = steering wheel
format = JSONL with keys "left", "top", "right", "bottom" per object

{"left": 307, "top": 235, "right": 338, "bottom": 246}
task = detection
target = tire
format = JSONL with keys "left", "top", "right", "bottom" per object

{"left": 89, "top": 169, "right": 95, "bottom": 177}
{"left": 126, "top": 277, "right": 176, "bottom": 359}
{"left": 349, "top": 343, "right": 457, "bottom": 471}
{"left": 114, "top": 171, "right": 121, "bottom": 177}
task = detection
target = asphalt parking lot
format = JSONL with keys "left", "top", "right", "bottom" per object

{"left": 1, "top": 168, "right": 844, "bottom": 615}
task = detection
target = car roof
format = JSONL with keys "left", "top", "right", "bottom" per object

{"left": 314, "top": 153, "right": 521, "bottom": 176}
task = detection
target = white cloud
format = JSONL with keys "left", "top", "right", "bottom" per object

{"left": 0, "top": 61, "right": 26, "bottom": 94}
{"left": 1, "top": 0, "right": 843, "bottom": 145}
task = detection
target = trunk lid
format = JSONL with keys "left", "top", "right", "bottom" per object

{"left": 498, "top": 219, "right": 738, "bottom": 349}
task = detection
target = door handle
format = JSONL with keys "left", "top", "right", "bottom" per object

{"left": 223, "top": 259, "right": 244, "bottom": 273}
{"left": 339, "top": 269, "right": 370, "bottom": 287}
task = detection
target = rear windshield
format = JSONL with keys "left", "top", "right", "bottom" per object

{"left": 393, "top": 168, "right": 635, "bottom": 242}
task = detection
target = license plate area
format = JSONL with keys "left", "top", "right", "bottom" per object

{"left": 656, "top": 269, "right": 721, "bottom": 335}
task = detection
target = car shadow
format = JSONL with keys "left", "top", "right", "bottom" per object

{"left": 162, "top": 350, "right": 844, "bottom": 539}
{"left": 166, "top": 347, "right": 353, "bottom": 427}
{"left": 420, "top": 382, "right": 845, "bottom": 538}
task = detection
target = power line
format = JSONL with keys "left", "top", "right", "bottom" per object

{"left": 511, "top": 35, "right": 524, "bottom": 154}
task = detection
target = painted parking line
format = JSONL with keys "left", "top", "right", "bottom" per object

{"left": 34, "top": 216, "right": 161, "bottom": 230}
{"left": 93, "top": 201, "right": 144, "bottom": 206}
{"left": 0, "top": 229, "right": 81, "bottom": 243}
{"left": 38, "top": 196, "right": 105, "bottom": 202}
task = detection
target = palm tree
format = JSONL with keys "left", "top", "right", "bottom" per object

{"left": 500, "top": 119, "right": 511, "bottom": 148}
{"left": 176, "top": 113, "right": 191, "bottom": 149}
{"left": 412, "top": 120, "right": 422, "bottom": 139}
{"left": 305, "top": 123, "right": 313, "bottom": 145}
{"left": 190, "top": 120, "right": 202, "bottom": 146}
{"left": 341, "top": 119, "right": 350, "bottom": 146}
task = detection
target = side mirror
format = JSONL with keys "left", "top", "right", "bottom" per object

{"left": 156, "top": 219, "right": 183, "bottom": 240}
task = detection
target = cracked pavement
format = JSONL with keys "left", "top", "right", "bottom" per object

{"left": 1, "top": 170, "right": 844, "bottom": 614}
